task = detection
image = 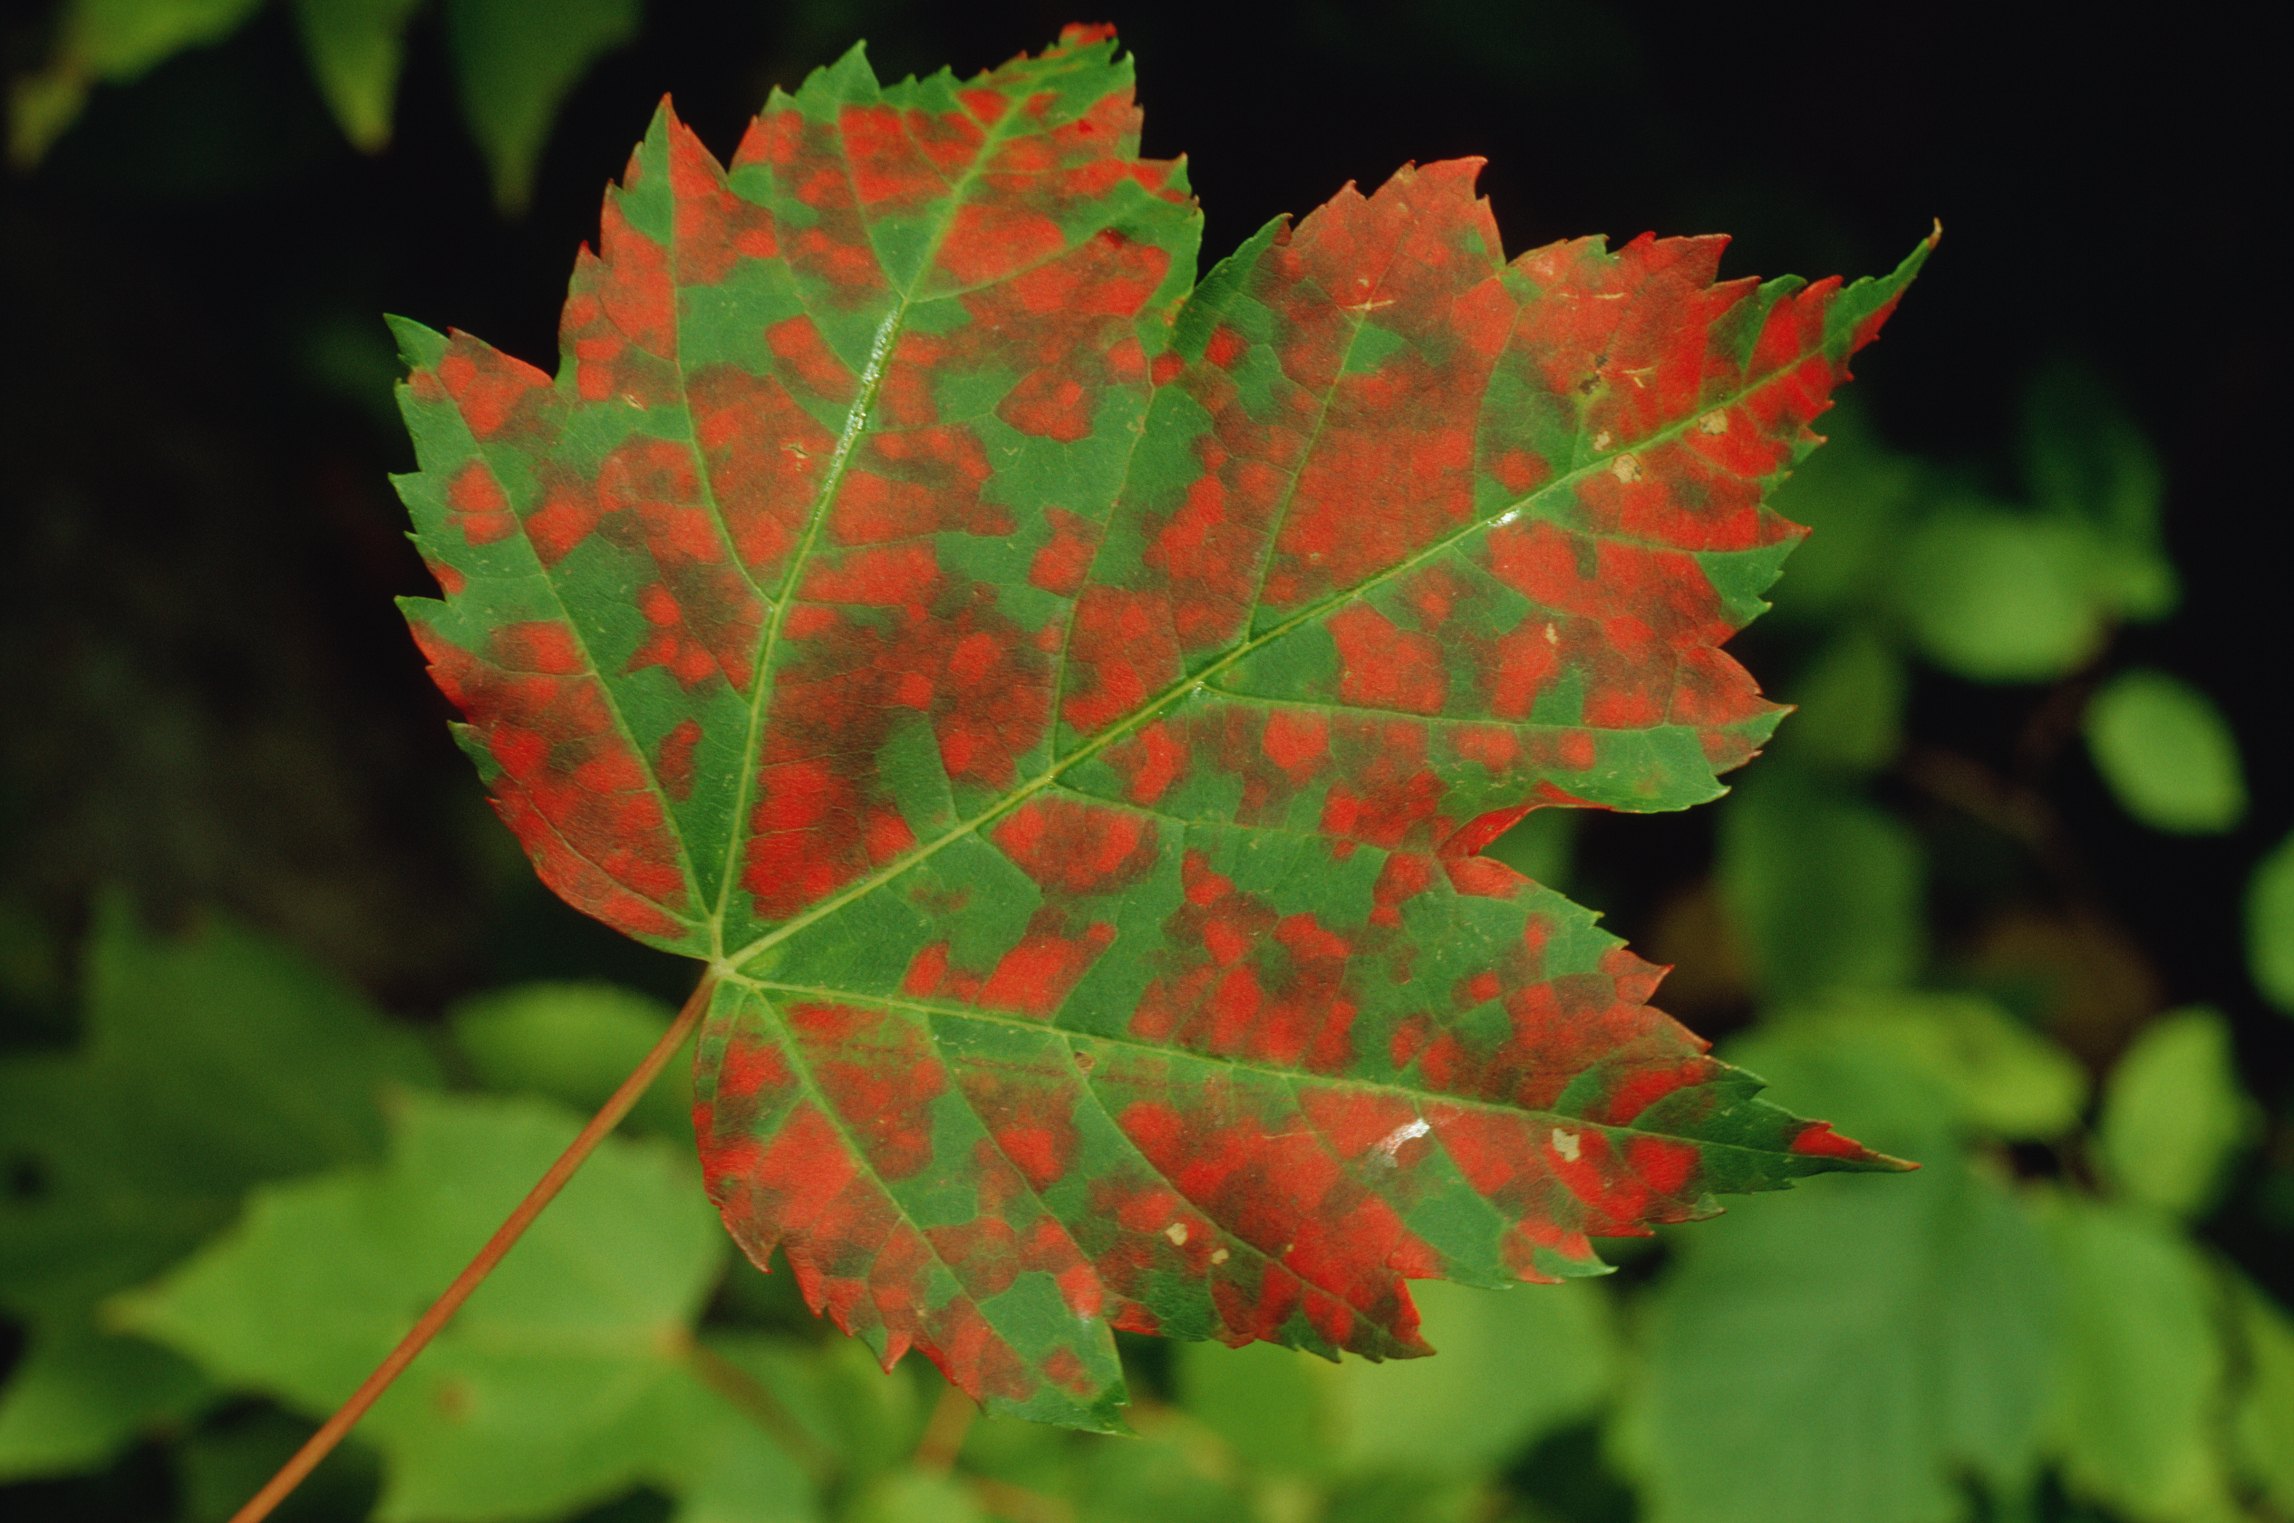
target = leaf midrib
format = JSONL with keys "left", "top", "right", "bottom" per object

{"left": 703, "top": 93, "right": 1032, "bottom": 955}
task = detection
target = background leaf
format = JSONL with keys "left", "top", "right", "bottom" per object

{"left": 2248, "top": 831, "right": 2294, "bottom": 1015}
{"left": 2039, "top": 1193, "right": 2234, "bottom": 1522}
{"left": 2096, "top": 1007, "right": 2259, "bottom": 1220}
{"left": 449, "top": 980, "right": 694, "bottom": 1137}
{"left": 1624, "top": 1021, "right": 2058, "bottom": 1523}
{"left": 7, "top": 0, "right": 263, "bottom": 163}
{"left": 1896, "top": 503, "right": 2107, "bottom": 682}
{"left": 0, "top": 900, "right": 435, "bottom": 1482}
{"left": 443, "top": 0, "right": 641, "bottom": 210}
{"left": 115, "top": 1093, "right": 812, "bottom": 1523}
{"left": 0, "top": 899, "right": 437, "bottom": 1318}
{"left": 1717, "top": 769, "right": 1926, "bottom": 999}
{"left": 0, "top": 1322, "right": 208, "bottom": 1480}
{"left": 2229, "top": 1273, "right": 2294, "bottom": 1516}
{"left": 290, "top": 0, "right": 424, "bottom": 152}
{"left": 2083, "top": 669, "right": 2247, "bottom": 835}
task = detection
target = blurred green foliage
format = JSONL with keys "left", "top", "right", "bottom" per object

{"left": 2, "top": 3, "right": 2289, "bottom": 1522}
{"left": 10, "top": 0, "right": 633, "bottom": 205}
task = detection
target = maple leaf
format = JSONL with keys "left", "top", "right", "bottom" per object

{"left": 392, "top": 23, "right": 1929, "bottom": 1429}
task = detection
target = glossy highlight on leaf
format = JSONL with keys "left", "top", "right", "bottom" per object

{"left": 392, "top": 23, "right": 1928, "bottom": 1429}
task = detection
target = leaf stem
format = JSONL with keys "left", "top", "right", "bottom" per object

{"left": 227, "top": 973, "right": 718, "bottom": 1523}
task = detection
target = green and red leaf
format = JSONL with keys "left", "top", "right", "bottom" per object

{"left": 394, "top": 23, "right": 1927, "bottom": 1429}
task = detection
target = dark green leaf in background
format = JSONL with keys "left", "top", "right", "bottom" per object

{"left": 0, "top": 1321, "right": 208, "bottom": 1480}
{"left": 116, "top": 1093, "right": 812, "bottom": 1523}
{"left": 291, "top": 0, "right": 424, "bottom": 151}
{"left": 1174, "top": 1276, "right": 1613, "bottom": 1483}
{"left": 1761, "top": 404, "right": 1922, "bottom": 625}
{"left": 443, "top": 0, "right": 641, "bottom": 209}
{"left": 2020, "top": 362, "right": 2177, "bottom": 622}
{"left": 449, "top": 980, "right": 694, "bottom": 1138}
{"left": 7, "top": 0, "right": 263, "bottom": 163}
{"left": 0, "top": 900, "right": 436, "bottom": 1316}
{"left": 1767, "top": 991, "right": 2089, "bottom": 1142}
{"left": 0, "top": 901, "right": 436, "bottom": 1481}
{"left": 1718, "top": 770, "right": 1926, "bottom": 999}
{"left": 1780, "top": 630, "right": 1906, "bottom": 774}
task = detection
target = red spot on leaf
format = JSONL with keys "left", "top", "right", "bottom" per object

{"left": 1329, "top": 603, "right": 1448, "bottom": 715}
{"left": 435, "top": 336, "right": 549, "bottom": 439}
{"left": 446, "top": 461, "right": 515, "bottom": 545}
{"left": 993, "top": 797, "right": 1157, "bottom": 897}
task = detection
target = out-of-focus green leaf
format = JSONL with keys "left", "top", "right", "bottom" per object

{"left": 2020, "top": 362, "right": 2177, "bottom": 619}
{"left": 0, "top": 902, "right": 433, "bottom": 1483}
{"left": 692, "top": 1332, "right": 915, "bottom": 1495}
{"left": 1773, "top": 991, "right": 2088, "bottom": 1142}
{"left": 290, "top": 0, "right": 423, "bottom": 151}
{"left": 175, "top": 1407, "right": 384, "bottom": 1523}
{"left": 1174, "top": 1339, "right": 1325, "bottom": 1475}
{"left": 1779, "top": 631, "right": 1904, "bottom": 773}
{"left": 1717, "top": 771, "right": 1924, "bottom": 999}
{"left": 1323, "top": 1471, "right": 1484, "bottom": 1523}
{"left": 8, "top": 0, "right": 264, "bottom": 163}
{"left": 2249, "top": 832, "right": 2294, "bottom": 1015}
{"left": 450, "top": 980, "right": 691, "bottom": 1137}
{"left": 443, "top": 0, "right": 640, "bottom": 209}
{"left": 2096, "top": 1007, "right": 2258, "bottom": 1219}
{"left": 2229, "top": 1274, "right": 2294, "bottom": 1515}
{"left": 1486, "top": 804, "right": 1578, "bottom": 890}
{"left": 2083, "top": 669, "right": 2246, "bottom": 834}
{"left": 0, "top": 900, "right": 437, "bottom": 1319}
{"left": 2040, "top": 1192, "right": 2233, "bottom": 1521}
{"left": 1625, "top": 1027, "right": 2055, "bottom": 1523}
{"left": 0, "top": 898, "right": 67, "bottom": 1022}
{"left": 1629, "top": 1148, "right": 2054, "bottom": 1523}
{"left": 115, "top": 1093, "right": 806, "bottom": 1523}
{"left": 1176, "top": 1276, "right": 1615, "bottom": 1481}
{"left": 0, "top": 1322, "right": 209, "bottom": 1480}
{"left": 1765, "top": 404, "right": 1924, "bottom": 621}
{"left": 1897, "top": 503, "right": 2105, "bottom": 682}
{"left": 1070, "top": 1410, "right": 1256, "bottom": 1523}
{"left": 1324, "top": 1279, "right": 1614, "bottom": 1474}
{"left": 843, "top": 1471, "right": 986, "bottom": 1523}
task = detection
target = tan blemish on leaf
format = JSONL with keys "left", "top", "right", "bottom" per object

{"left": 1374, "top": 1117, "right": 1430, "bottom": 1165}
